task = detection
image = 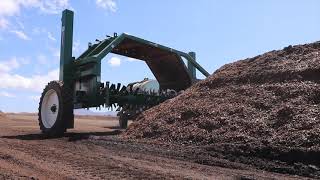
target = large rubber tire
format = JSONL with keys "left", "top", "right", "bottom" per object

{"left": 38, "top": 81, "right": 74, "bottom": 137}
{"left": 119, "top": 112, "right": 128, "bottom": 129}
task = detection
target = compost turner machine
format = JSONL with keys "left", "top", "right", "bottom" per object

{"left": 38, "top": 9, "right": 209, "bottom": 136}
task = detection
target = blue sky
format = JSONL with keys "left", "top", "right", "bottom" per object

{"left": 0, "top": 0, "right": 319, "bottom": 112}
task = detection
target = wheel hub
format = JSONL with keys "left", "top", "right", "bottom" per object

{"left": 41, "top": 89, "right": 59, "bottom": 128}
{"left": 50, "top": 104, "right": 57, "bottom": 113}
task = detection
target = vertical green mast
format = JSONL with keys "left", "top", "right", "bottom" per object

{"left": 59, "top": 9, "right": 74, "bottom": 86}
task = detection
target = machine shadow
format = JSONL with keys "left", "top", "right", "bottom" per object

{"left": 1, "top": 130, "right": 122, "bottom": 141}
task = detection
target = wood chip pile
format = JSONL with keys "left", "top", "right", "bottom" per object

{"left": 124, "top": 42, "right": 320, "bottom": 152}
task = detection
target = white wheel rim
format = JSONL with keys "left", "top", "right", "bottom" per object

{"left": 41, "top": 89, "right": 59, "bottom": 128}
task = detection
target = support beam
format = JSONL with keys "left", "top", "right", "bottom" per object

{"left": 59, "top": 9, "right": 74, "bottom": 86}
{"left": 188, "top": 52, "right": 197, "bottom": 80}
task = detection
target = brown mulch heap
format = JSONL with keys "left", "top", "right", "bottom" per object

{"left": 124, "top": 42, "right": 320, "bottom": 151}
{"left": 0, "top": 111, "right": 4, "bottom": 119}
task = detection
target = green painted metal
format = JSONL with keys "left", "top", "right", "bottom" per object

{"left": 59, "top": 9, "right": 74, "bottom": 87}
{"left": 58, "top": 9, "right": 210, "bottom": 110}
{"left": 180, "top": 53, "right": 210, "bottom": 77}
{"left": 121, "top": 34, "right": 210, "bottom": 77}
{"left": 74, "top": 33, "right": 210, "bottom": 78}
{"left": 59, "top": 9, "right": 75, "bottom": 128}
{"left": 187, "top": 52, "right": 197, "bottom": 80}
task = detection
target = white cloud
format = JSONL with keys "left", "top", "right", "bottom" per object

{"left": 47, "top": 46, "right": 60, "bottom": 60}
{"left": 0, "top": 0, "right": 21, "bottom": 17}
{"left": 16, "top": 19, "right": 24, "bottom": 29}
{"left": 0, "top": 0, "right": 39, "bottom": 28}
{"left": 53, "top": 50, "right": 60, "bottom": 58}
{"left": 0, "top": 91, "right": 16, "bottom": 98}
{"left": 0, "top": 18, "right": 9, "bottom": 29}
{"left": 72, "top": 40, "right": 80, "bottom": 54}
{"left": 37, "top": 54, "right": 48, "bottom": 64}
{"left": 96, "top": 0, "right": 117, "bottom": 12}
{"left": 107, "top": 57, "right": 121, "bottom": 67}
{"left": 0, "top": 0, "right": 70, "bottom": 16}
{"left": 32, "top": 27, "right": 46, "bottom": 35}
{"left": 20, "top": 58, "right": 30, "bottom": 65}
{"left": 0, "top": 58, "right": 20, "bottom": 72}
{"left": 38, "top": 0, "right": 70, "bottom": 14}
{"left": 126, "top": 57, "right": 139, "bottom": 62}
{"left": 47, "top": 32, "right": 56, "bottom": 41}
{"left": 10, "top": 30, "right": 31, "bottom": 40}
{"left": 29, "top": 95, "right": 40, "bottom": 101}
{"left": 0, "top": 68, "right": 59, "bottom": 92}
{"left": 33, "top": 27, "right": 57, "bottom": 43}
{"left": 0, "top": 57, "right": 58, "bottom": 92}
{"left": 0, "top": 0, "right": 70, "bottom": 34}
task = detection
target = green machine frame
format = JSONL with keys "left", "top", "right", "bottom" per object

{"left": 59, "top": 9, "right": 210, "bottom": 110}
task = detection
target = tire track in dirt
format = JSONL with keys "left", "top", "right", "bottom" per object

{"left": 0, "top": 114, "right": 311, "bottom": 179}
{"left": 0, "top": 137, "right": 178, "bottom": 179}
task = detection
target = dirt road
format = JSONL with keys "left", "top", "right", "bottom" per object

{"left": 0, "top": 114, "right": 307, "bottom": 179}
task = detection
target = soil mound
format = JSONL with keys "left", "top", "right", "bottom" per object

{"left": 123, "top": 42, "right": 320, "bottom": 176}
{"left": 0, "top": 111, "right": 5, "bottom": 119}
{"left": 125, "top": 42, "right": 320, "bottom": 148}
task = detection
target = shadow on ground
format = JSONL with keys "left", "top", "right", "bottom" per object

{"left": 1, "top": 130, "right": 122, "bottom": 141}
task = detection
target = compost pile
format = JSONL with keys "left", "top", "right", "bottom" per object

{"left": 124, "top": 42, "right": 320, "bottom": 152}
{"left": 0, "top": 111, "right": 4, "bottom": 119}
